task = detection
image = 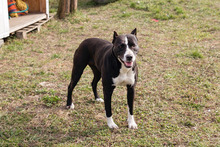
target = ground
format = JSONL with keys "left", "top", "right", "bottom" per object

{"left": 0, "top": 0, "right": 220, "bottom": 146}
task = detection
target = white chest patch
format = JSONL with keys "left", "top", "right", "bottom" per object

{"left": 112, "top": 66, "right": 135, "bottom": 86}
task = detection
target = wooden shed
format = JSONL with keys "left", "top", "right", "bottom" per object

{"left": 0, "top": 0, "right": 50, "bottom": 46}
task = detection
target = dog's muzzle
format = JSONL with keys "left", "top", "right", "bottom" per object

{"left": 119, "top": 55, "right": 134, "bottom": 68}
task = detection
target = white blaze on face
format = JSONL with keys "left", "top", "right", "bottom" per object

{"left": 122, "top": 37, "right": 136, "bottom": 67}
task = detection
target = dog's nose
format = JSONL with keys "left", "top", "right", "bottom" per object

{"left": 126, "top": 55, "right": 133, "bottom": 61}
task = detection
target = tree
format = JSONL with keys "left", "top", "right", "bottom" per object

{"left": 57, "top": 0, "right": 78, "bottom": 19}
{"left": 70, "top": 0, "right": 78, "bottom": 13}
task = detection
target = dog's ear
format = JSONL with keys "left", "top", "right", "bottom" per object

{"left": 112, "top": 31, "right": 118, "bottom": 43}
{"left": 131, "top": 28, "right": 137, "bottom": 36}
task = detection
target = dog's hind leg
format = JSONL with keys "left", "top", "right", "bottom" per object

{"left": 67, "top": 52, "right": 89, "bottom": 109}
{"left": 67, "top": 66, "right": 85, "bottom": 109}
{"left": 90, "top": 65, "right": 103, "bottom": 102}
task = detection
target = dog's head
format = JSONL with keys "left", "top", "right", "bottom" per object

{"left": 112, "top": 28, "right": 139, "bottom": 68}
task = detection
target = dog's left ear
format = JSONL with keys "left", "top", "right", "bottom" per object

{"left": 131, "top": 28, "right": 137, "bottom": 36}
{"left": 112, "top": 31, "right": 118, "bottom": 43}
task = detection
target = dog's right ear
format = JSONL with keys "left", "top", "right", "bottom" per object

{"left": 112, "top": 31, "right": 118, "bottom": 43}
{"left": 131, "top": 28, "right": 137, "bottom": 36}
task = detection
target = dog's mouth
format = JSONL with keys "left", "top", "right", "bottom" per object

{"left": 118, "top": 57, "right": 133, "bottom": 68}
{"left": 124, "top": 61, "right": 133, "bottom": 68}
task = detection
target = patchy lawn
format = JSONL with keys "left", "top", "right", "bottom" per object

{"left": 0, "top": 0, "right": 219, "bottom": 146}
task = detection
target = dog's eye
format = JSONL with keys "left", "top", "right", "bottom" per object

{"left": 132, "top": 47, "right": 138, "bottom": 53}
{"left": 129, "top": 43, "right": 136, "bottom": 48}
{"left": 120, "top": 44, "right": 126, "bottom": 49}
{"left": 134, "top": 49, "right": 138, "bottom": 53}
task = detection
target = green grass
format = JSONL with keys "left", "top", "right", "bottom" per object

{"left": 129, "top": 0, "right": 187, "bottom": 20}
{"left": 189, "top": 50, "right": 204, "bottom": 59}
{"left": 42, "top": 95, "right": 61, "bottom": 107}
{"left": 0, "top": 0, "right": 220, "bottom": 146}
{"left": 51, "top": 53, "right": 61, "bottom": 59}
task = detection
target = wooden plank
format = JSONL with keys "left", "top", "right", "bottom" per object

{"left": 9, "top": 13, "right": 46, "bottom": 33}
{"left": 15, "top": 14, "right": 54, "bottom": 39}
{"left": 16, "top": 25, "right": 39, "bottom": 39}
{"left": 41, "top": 15, "right": 54, "bottom": 23}
{"left": 23, "top": 28, "right": 30, "bottom": 31}
{"left": 21, "top": 24, "right": 40, "bottom": 33}
{"left": 16, "top": 31, "right": 27, "bottom": 39}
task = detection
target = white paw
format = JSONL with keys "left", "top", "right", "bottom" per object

{"left": 128, "top": 120, "right": 138, "bottom": 129}
{"left": 96, "top": 98, "right": 104, "bottom": 102}
{"left": 127, "top": 114, "right": 138, "bottom": 129}
{"left": 107, "top": 116, "right": 119, "bottom": 129}
{"left": 66, "top": 103, "right": 74, "bottom": 109}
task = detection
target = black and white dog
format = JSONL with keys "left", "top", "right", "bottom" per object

{"left": 67, "top": 29, "right": 139, "bottom": 129}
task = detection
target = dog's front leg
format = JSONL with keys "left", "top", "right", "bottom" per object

{"left": 127, "top": 85, "right": 138, "bottom": 129}
{"left": 103, "top": 85, "right": 118, "bottom": 129}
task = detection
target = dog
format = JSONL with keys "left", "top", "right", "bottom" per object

{"left": 67, "top": 29, "right": 139, "bottom": 129}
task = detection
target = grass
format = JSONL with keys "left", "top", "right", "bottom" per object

{"left": 189, "top": 50, "right": 203, "bottom": 59}
{"left": 130, "top": 0, "right": 187, "bottom": 20}
{"left": 42, "top": 95, "right": 61, "bottom": 107}
{"left": 0, "top": 0, "right": 220, "bottom": 146}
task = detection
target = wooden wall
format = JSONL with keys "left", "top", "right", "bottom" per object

{"left": 24, "top": 0, "right": 46, "bottom": 13}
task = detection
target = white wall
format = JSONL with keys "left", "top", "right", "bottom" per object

{"left": 46, "top": 0, "right": 49, "bottom": 18}
{"left": 0, "top": 0, "right": 9, "bottom": 39}
{"left": 0, "top": 0, "right": 10, "bottom": 39}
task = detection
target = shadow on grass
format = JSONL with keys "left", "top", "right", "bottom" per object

{"left": 78, "top": 0, "right": 118, "bottom": 9}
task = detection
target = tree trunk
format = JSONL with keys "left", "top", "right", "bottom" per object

{"left": 57, "top": 0, "right": 67, "bottom": 19}
{"left": 57, "top": 0, "right": 77, "bottom": 19}
{"left": 66, "top": 0, "right": 70, "bottom": 13}
{"left": 70, "top": 0, "right": 78, "bottom": 12}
